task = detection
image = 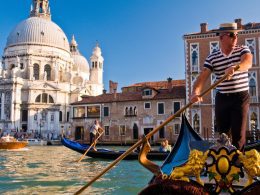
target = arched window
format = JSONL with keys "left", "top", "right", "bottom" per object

{"left": 134, "top": 107, "right": 137, "bottom": 115}
{"left": 35, "top": 93, "right": 54, "bottom": 104}
{"left": 192, "top": 51, "right": 198, "bottom": 66}
{"left": 44, "top": 64, "right": 51, "bottom": 80}
{"left": 49, "top": 95, "right": 54, "bottom": 103}
{"left": 33, "top": 63, "right": 40, "bottom": 80}
{"left": 129, "top": 107, "right": 133, "bottom": 115}
{"left": 193, "top": 113, "right": 200, "bottom": 133}
{"left": 35, "top": 95, "right": 41, "bottom": 102}
{"left": 10, "top": 64, "right": 15, "bottom": 70}
{"left": 133, "top": 123, "right": 139, "bottom": 139}
{"left": 249, "top": 78, "right": 256, "bottom": 96}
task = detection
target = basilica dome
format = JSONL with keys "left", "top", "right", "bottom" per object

{"left": 70, "top": 36, "right": 89, "bottom": 73}
{"left": 5, "top": 17, "right": 70, "bottom": 52}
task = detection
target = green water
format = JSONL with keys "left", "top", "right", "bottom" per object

{"left": 0, "top": 146, "right": 160, "bottom": 195}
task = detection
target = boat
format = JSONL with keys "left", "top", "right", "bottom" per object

{"left": 139, "top": 114, "right": 260, "bottom": 194}
{"left": 0, "top": 135, "right": 28, "bottom": 149}
{"left": 25, "top": 138, "right": 47, "bottom": 146}
{"left": 61, "top": 137, "right": 170, "bottom": 160}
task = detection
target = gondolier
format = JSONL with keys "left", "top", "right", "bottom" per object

{"left": 190, "top": 22, "right": 252, "bottom": 151}
{"left": 89, "top": 120, "right": 100, "bottom": 150}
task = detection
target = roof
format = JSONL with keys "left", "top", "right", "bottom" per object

{"left": 72, "top": 85, "right": 186, "bottom": 105}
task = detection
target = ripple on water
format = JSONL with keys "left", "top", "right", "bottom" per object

{"left": 0, "top": 146, "right": 154, "bottom": 194}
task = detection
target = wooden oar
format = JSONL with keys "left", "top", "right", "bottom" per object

{"left": 74, "top": 64, "right": 240, "bottom": 195}
{"left": 77, "top": 127, "right": 104, "bottom": 163}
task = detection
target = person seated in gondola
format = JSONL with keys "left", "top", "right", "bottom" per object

{"left": 159, "top": 139, "right": 172, "bottom": 152}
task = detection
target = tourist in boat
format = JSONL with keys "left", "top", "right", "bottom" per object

{"left": 89, "top": 120, "right": 101, "bottom": 150}
{"left": 190, "top": 22, "right": 252, "bottom": 151}
{"left": 159, "top": 139, "right": 171, "bottom": 152}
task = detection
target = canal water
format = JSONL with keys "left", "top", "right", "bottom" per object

{"left": 0, "top": 145, "right": 163, "bottom": 195}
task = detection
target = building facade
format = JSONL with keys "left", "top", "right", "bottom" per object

{"left": 0, "top": 0, "right": 104, "bottom": 138}
{"left": 70, "top": 79, "right": 185, "bottom": 145}
{"left": 184, "top": 19, "right": 260, "bottom": 142}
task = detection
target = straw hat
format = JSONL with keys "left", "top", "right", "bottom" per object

{"left": 215, "top": 23, "right": 242, "bottom": 34}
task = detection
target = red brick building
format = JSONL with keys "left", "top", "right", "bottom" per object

{"left": 184, "top": 18, "right": 260, "bottom": 142}
{"left": 70, "top": 79, "right": 185, "bottom": 145}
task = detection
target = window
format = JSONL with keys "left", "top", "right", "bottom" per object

{"left": 249, "top": 78, "right": 256, "bottom": 96}
{"left": 20, "top": 63, "right": 24, "bottom": 69}
{"left": 59, "top": 111, "right": 62, "bottom": 122}
{"left": 157, "top": 102, "right": 164, "bottom": 115}
{"left": 173, "top": 101, "right": 181, "bottom": 117}
{"left": 133, "top": 123, "right": 139, "bottom": 139}
{"left": 193, "top": 113, "right": 200, "bottom": 133}
{"left": 35, "top": 93, "right": 54, "bottom": 104}
{"left": 248, "top": 72, "right": 257, "bottom": 103}
{"left": 42, "top": 93, "right": 48, "bottom": 103}
{"left": 144, "top": 102, "right": 151, "bottom": 109}
{"left": 159, "top": 122, "right": 165, "bottom": 138}
{"left": 21, "top": 110, "right": 28, "bottom": 122}
{"left": 87, "top": 106, "right": 100, "bottom": 118}
{"left": 190, "top": 43, "right": 199, "bottom": 72}
{"left": 119, "top": 125, "right": 126, "bottom": 136}
{"left": 143, "top": 89, "right": 152, "bottom": 96}
{"left": 44, "top": 64, "right": 51, "bottom": 80}
{"left": 104, "top": 107, "right": 109, "bottom": 117}
{"left": 73, "top": 107, "right": 85, "bottom": 118}
{"left": 246, "top": 39, "right": 256, "bottom": 65}
{"left": 67, "top": 112, "right": 70, "bottom": 122}
{"left": 210, "top": 41, "right": 219, "bottom": 54}
{"left": 51, "top": 114, "right": 54, "bottom": 121}
{"left": 105, "top": 126, "right": 110, "bottom": 136}
{"left": 174, "top": 124, "right": 180, "bottom": 134}
{"left": 33, "top": 64, "right": 40, "bottom": 80}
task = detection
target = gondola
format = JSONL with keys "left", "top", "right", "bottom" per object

{"left": 139, "top": 114, "right": 260, "bottom": 194}
{"left": 61, "top": 137, "right": 170, "bottom": 160}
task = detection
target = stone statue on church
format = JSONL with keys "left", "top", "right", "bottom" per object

{"left": 43, "top": 71, "right": 47, "bottom": 81}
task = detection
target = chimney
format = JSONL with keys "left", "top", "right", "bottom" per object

{"left": 200, "top": 23, "right": 208, "bottom": 33}
{"left": 103, "top": 89, "right": 107, "bottom": 94}
{"left": 235, "top": 18, "right": 242, "bottom": 29}
{"left": 167, "top": 77, "right": 173, "bottom": 92}
{"left": 109, "top": 80, "right": 118, "bottom": 98}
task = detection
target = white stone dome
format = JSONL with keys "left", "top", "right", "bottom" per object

{"left": 6, "top": 17, "right": 70, "bottom": 52}
{"left": 72, "top": 53, "right": 89, "bottom": 73}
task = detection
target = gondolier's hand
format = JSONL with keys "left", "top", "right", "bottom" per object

{"left": 225, "top": 66, "right": 236, "bottom": 80}
{"left": 190, "top": 92, "right": 203, "bottom": 103}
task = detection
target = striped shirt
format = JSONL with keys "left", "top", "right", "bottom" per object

{"left": 204, "top": 45, "right": 251, "bottom": 93}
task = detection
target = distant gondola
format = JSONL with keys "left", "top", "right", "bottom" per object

{"left": 61, "top": 137, "right": 170, "bottom": 160}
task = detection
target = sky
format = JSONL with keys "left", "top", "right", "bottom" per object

{"left": 1, "top": 0, "right": 260, "bottom": 91}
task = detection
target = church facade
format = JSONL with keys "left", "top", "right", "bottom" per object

{"left": 0, "top": 0, "right": 104, "bottom": 138}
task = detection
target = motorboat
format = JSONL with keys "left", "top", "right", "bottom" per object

{"left": 0, "top": 135, "right": 28, "bottom": 149}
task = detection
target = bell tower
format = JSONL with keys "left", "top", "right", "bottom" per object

{"left": 90, "top": 43, "right": 104, "bottom": 85}
{"left": 30, "top": 0, "right": 51, "bottom": 20}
